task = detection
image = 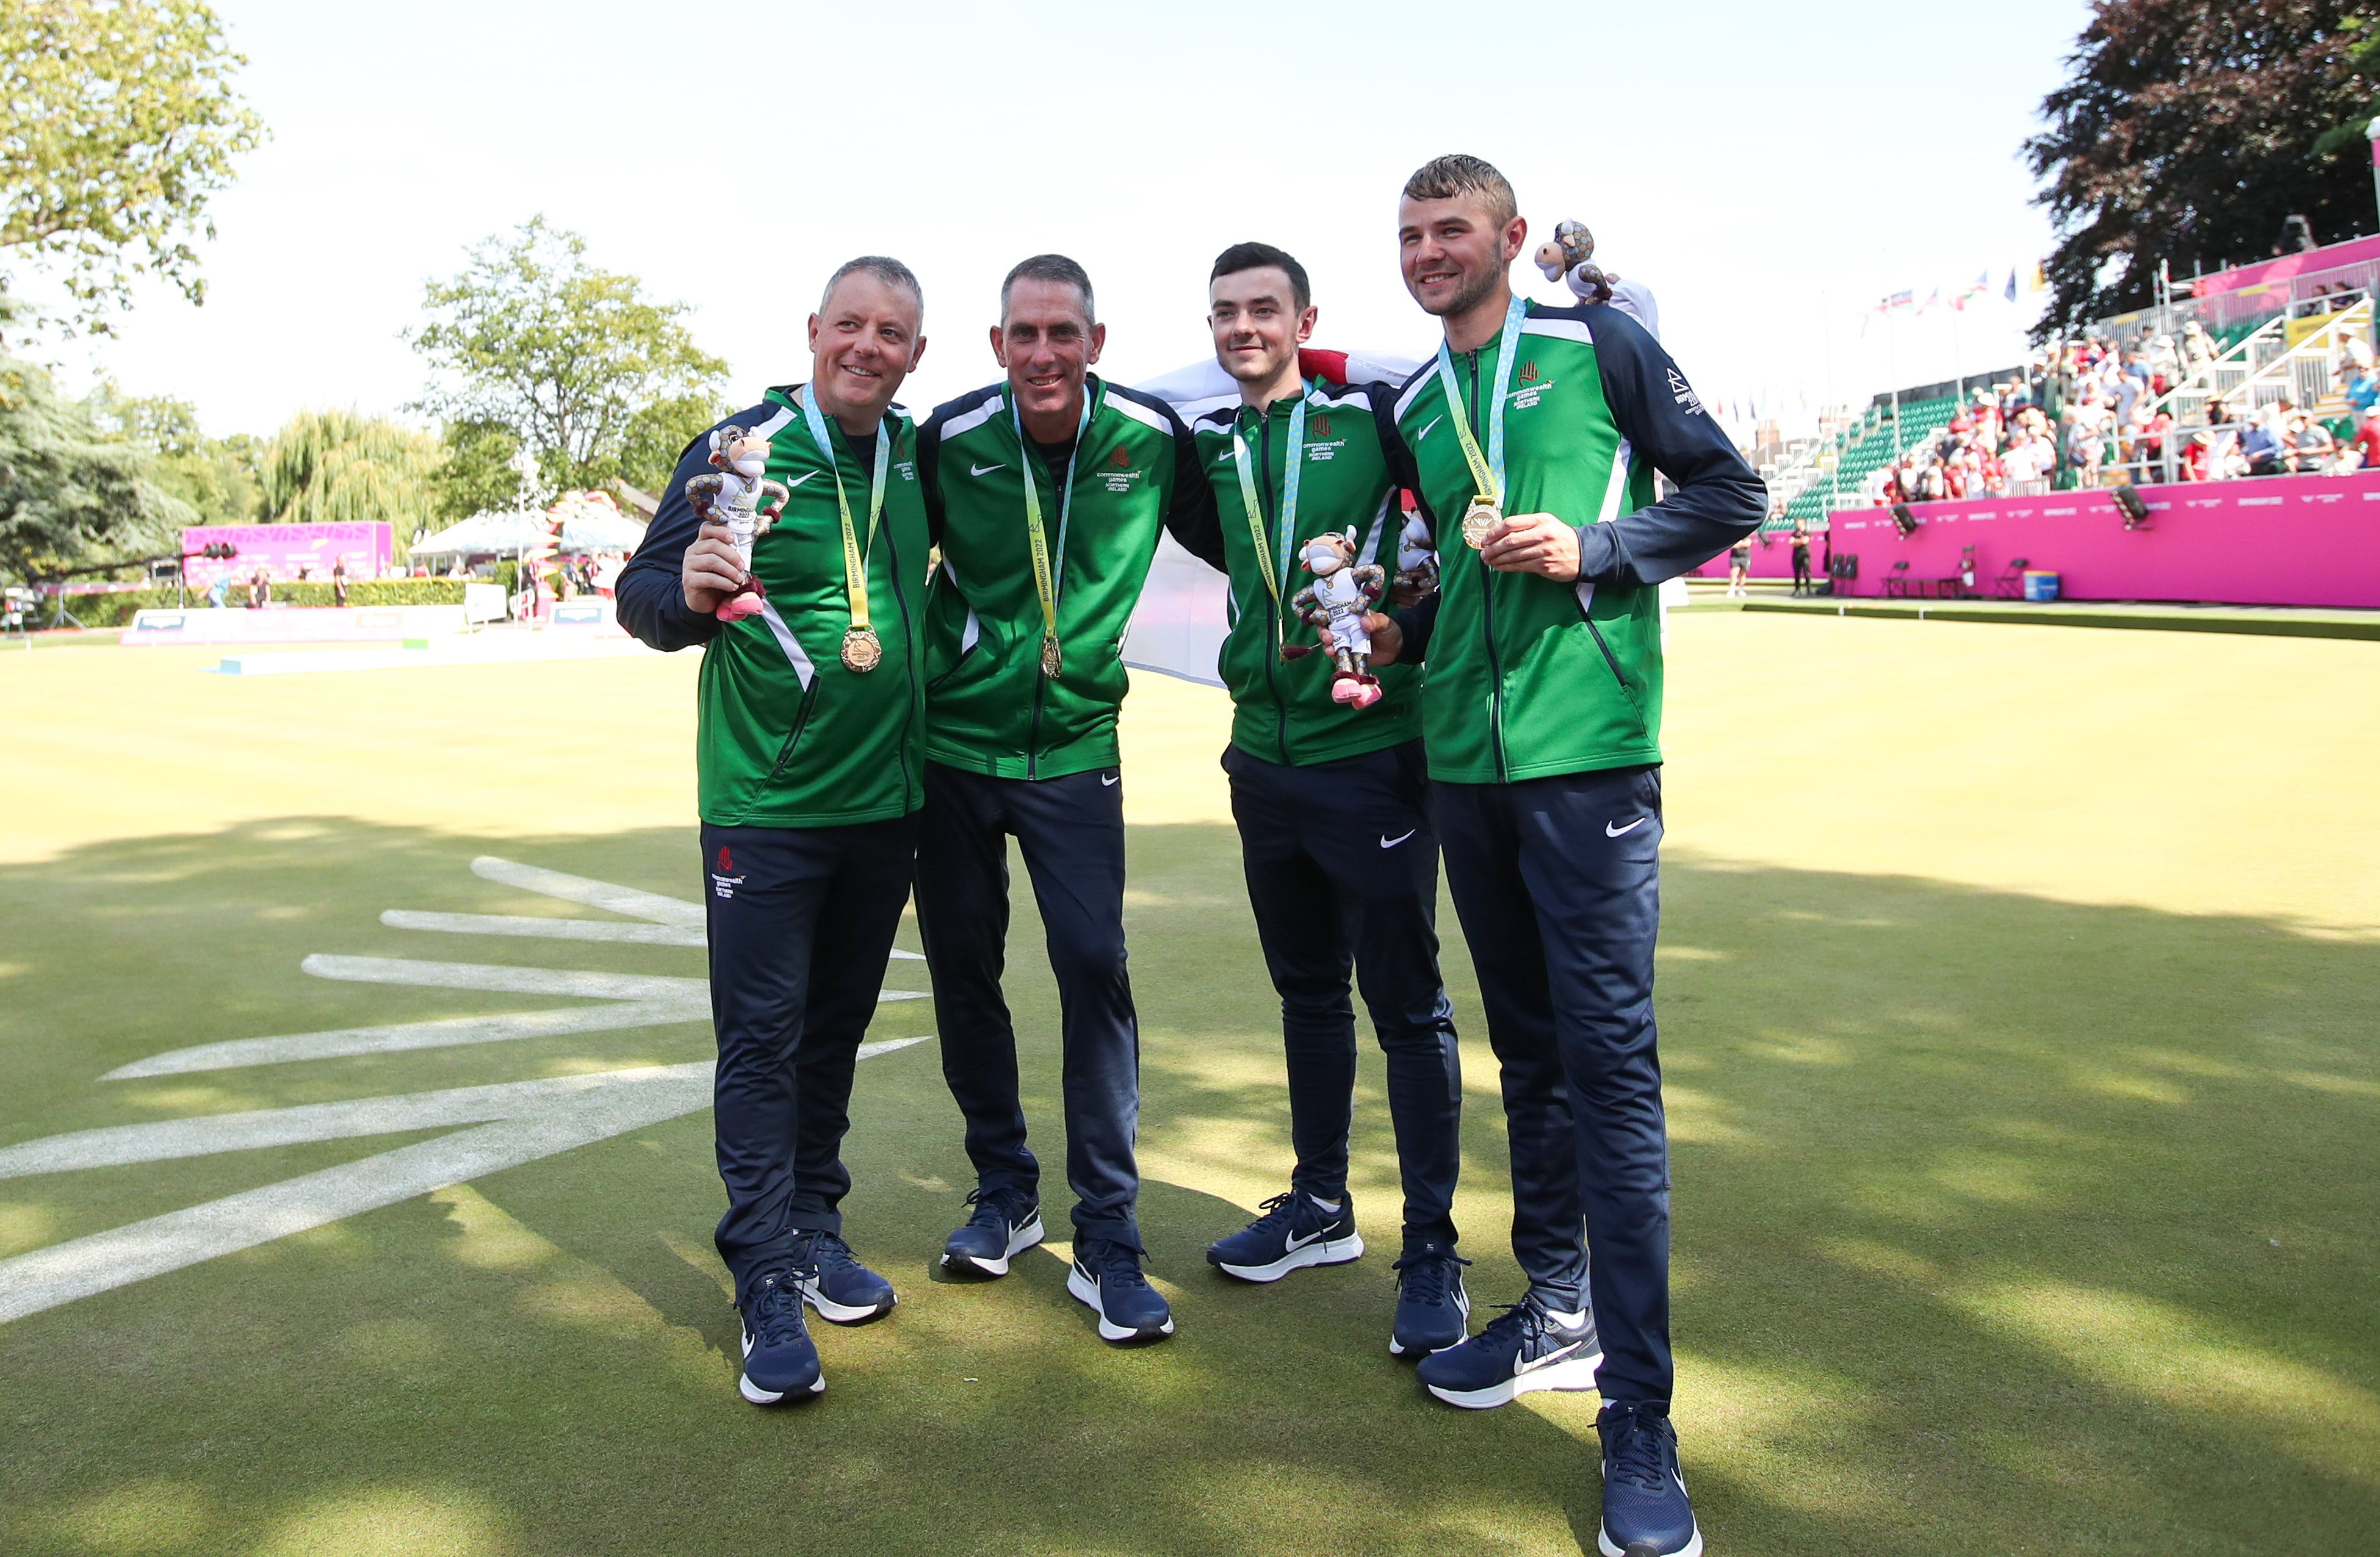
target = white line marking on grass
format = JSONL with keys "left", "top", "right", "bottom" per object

{"left": 470, "top": 856, "right": 705, "bottom": 927}
{"left": 380, "top": 910, "right": 709, "bottom": 946}
{"left": 301, "top": 954, "right": 707, "bottom": 1003}
{"left": 0, "top": 1038, "right": 932, "bottom": 1324}
{"left": 101, "top": 1001, "right": 704, "bottom": 1080}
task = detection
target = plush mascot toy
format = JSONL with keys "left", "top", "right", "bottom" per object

{"left": 1391, "top": 509, "right": 1439, "bottom": 608}
{"left": 1535, "top": 219, "right": 1614, "bottom": 304}
{"left": 685, "top": 424, "right": 789, "bottom": 622}
{"left": 1288, "top": 528, "right": 1387, "bottom": 709}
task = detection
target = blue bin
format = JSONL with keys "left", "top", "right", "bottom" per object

{"left": 2022, "top": 570, "right": 2060, "bottom": 603}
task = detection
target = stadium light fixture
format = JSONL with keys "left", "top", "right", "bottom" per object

{"left": 1890, "top": 503, "right": 1920, "bottom": 536}
{"left": 2111, "top": 486, "right": 2152, "bottom": 529}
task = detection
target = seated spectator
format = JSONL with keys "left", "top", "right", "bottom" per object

{"left": 2287, "top": 412, "right": 2334, "bottom": 473}
{"left": 2237, "top": 412, "right": 2285, "bottom": 476}
{"left": 2342, "top": 361, "right": 2380, "bottom": 418}
{"left": 2337, "top": 406, "right": 2380, "bottom": 472}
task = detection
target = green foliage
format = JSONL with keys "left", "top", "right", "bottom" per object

{"left": 0, "top": 351, "right": 192, "bottom": 581}
{"left": 258, "top": 408, "right": 442, "bottom": 539}
{"left": 0, "top": 0, "right": 268, "bottom": 337}
{"left": 85, "top": 381, "right": 260, "bottom": 526}
{"left": 73, "top": 577, "right": 469, "bottom": 625}
{"left": 619, "top": 389, "right": 727, "bottom": 500}
{"left": 428, "top": 417, "right": 524, "bottom": 527}
{"left": 408, "top": 216, "right": 727, "bottom": 492}
{"left": 2026, "top": 1, "right": 2378, "bottom": 337}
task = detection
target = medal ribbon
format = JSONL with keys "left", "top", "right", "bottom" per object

{"left": 1009, "top": 385, "right": 1094, "bottom": 669}
{"left": 798, "top": 383, "right": 889, "bottom": 640}
{"left": 1228, "top": 381, "right": 1313, "bottom": 630}
{"left": 1433, "top": 293, "right": 1530, "bottom": 505}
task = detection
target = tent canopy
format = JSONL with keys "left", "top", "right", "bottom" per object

{"left": 411, "top": 497, "right": 646, "bottom": 558}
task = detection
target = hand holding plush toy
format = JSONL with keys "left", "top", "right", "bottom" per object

{"left": 685, "top": 424, "right": 790, "bottom": 622}
{"left": 1534, "top": 219, "right": 1614, "bottom": 304}
{"left": 1287, "top": 528, "right": 1388, "bottom": 710}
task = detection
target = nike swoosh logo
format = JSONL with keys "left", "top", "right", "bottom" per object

{"left": 1283, "top": 1229, "right": 1325, "bottom": 1251}
{"left": 1416, "top": 415, "right": 1442, "bottom": 442}
{"left": 1380, "top": 830, "right": 1416, "bottom": 849}
{"left": 787, "top": 471, "right": 818, "bottom": 487}
{"left": 1515, "top": 1340, "right": 1582, "bottom": 1374}
{"left": 1101, "top": 774, "right": 1119, "bottom": 786}
{"left": 1606, "top": 818, "right": 1646, "bottom": 838}
{"left": 970, "top": 462, "right": 1006, "bottom": 476}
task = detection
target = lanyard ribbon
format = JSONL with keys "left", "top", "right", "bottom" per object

{"left": 1434, "top": 293, "right": 1530, "bottom": 503}
{"left": 1010, "top": 386, "right": 1093, "bottom": 674}
{"left": 798, "top": 384, "right": 889, "bottom": 638}
{"left": 1230, "top": 382, "right": 1313, "bottom": 630}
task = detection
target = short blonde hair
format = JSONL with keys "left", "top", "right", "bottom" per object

{"left": 1402, "top": 154, "right": 1518, "bottom": 230}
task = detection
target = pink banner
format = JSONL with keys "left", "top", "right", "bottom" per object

{"left": 180, "top": 523, "right": 392, "bottom": 588}
{"left": 2191, "top": 234, "right": 2380, "bottom": 297}
{"left": 1810, "top": 473, "right": 2380, "bottom": 608}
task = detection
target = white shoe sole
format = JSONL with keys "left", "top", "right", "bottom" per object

{"left": 1425, "top": 1348, "right": 1604, "bottom": 1409}
{"left": 1066, "top": 1266, "right": 1175, "bottom": 1343}
{"left": 1598, "top": 1520, "right": 1701, "bottom": 1557}
{"left": 1214, "top": 1232, "right": 1365, "bottom": 1282}
{"left": 940, "top": 1215, "right": 1044, "bottom": 1278}
{"left": 800, "top": 1278, "right": 895, "bottom": 1325}
{"left": 738, "top": 1331, "right": 824, "bottom": 1404}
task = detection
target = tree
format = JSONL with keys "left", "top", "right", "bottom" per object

{"left": 258, "top": 409, "right": 441, "bottom": 541}
{"left": 428, "top": 418, "right": 525, "bottom": 526}
{"left": 2026, "top": 1, "right": 2376, "bottom": 337}
{"left": 0, "top": 350, "right": 192, "bottom": 582}
{"left": 408, "top": 217, "right": 727, "bottom": 494}
{"left": 0, "top": 1, "right": 267, "bottom": 337}
{"left": 86, "top": 382, "right": 261, "bottom": 525}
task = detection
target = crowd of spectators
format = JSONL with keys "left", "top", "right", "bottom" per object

{"left": 1864, "top": 308, "right": 2380, "bottom": 506}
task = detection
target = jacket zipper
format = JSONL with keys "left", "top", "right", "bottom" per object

{"left": 1025, "top": 437, "right": 1052, "bottom": 781}
{"left": 1468, "top": 350, "right": 1509, "bottom": 783}
{"left": 1255, "top": 405, "right": 1290, "bottom": 764}
{"left": 882, "top": 475, "right": 919, "bottom": 804}
{"left": 770, "top": 682, "right": 820, "bottom": 779}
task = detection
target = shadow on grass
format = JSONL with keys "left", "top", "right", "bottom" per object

{"left": 0, "top": 817, "right": 2373, "bottom": 1556}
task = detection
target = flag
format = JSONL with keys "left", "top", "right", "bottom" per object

{"left": 1920, "top": 287, "right": 1943, "bottom": 314}
{"left": 2004, "top": 268, "right": 2018, "bottom": 303}
{"left": 1878, "top": 289, "right": 1915, "bottom": 314}
{"left": 1955, "top": 271, "right": 1991, "bottom": 310}
{"left": 2025, "top": 262, "right": 2047, "bottom": 293}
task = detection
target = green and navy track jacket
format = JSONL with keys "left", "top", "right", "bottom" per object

{"left": 917, "top": 375, "right": 1225, "bottom": 780}
{"left": 615, "top": 386, "right": 930, "bottom": 827}
{"left": 1392, "top": 300, "right": 1765, "bottom": 785}
{"left": 1188, "top": 381, "right": 1424, "bottom": 766}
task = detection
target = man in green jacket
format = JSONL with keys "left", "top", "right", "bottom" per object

{"left": 1182, "top": 242, "right": 1469, "bottom": 1361}
{"left": 914, "top": 254, "right": 1224, "bottom": 1345}
{"left": 1372, "top": 157, "right": 1763, "bottom": 1557}
{"left": 615, "top": 257, "right": 932, "bottom": 1408}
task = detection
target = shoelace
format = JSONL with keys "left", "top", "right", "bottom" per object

{"left": 1244, "top": 1192, "right": 1300, "bottom": 1234}
{"left": 793, "top": 1229, "right": 859, "bottom": 1279}
{"left": 1391, "top": 1248, "right": 1471, "bottom": 1304}
{"left": 962, "top": 1187, "right": 1029, "bottom": 1230}
{"left": 1473, "top": 1296, "right": 1556, "bottom": 1353}
{"left": 1080, "top": 1239, "right": 1150, "bottom": 1289}
{"left": 1598, "top": 1403, "right": 1678, "bottom": 1493}
{"left": 743, "top": 1271, "right": 807, "bottom": 1348}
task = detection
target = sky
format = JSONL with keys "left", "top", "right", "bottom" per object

{"left": 27, "top": 0, "right": 2093, "bottom": 443}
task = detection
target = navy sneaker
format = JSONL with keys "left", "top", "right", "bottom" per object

{"left": 790, "top": 1229, "right": 895, "bottom": 1324}
{"left": 1206, "top": 1189, "right": 1365, "bottom": 1282}
{"left": 1596, "top": 1400, "right": 1702, "bottom": 1557}
{"left": 941, "top": 1187, "right": 1044, "bottom": 1277}
{"left": 1067, "top": 1237, "right": 1175, "bottom": 1343}
{"left": 1388, "top": 1242, "right": 1471, "bottom": 1357}
{"left": 735, "top": 1269, "right": 823, "bottom": 1405}
{"left": 1414, "top": 1292, "right": 1602, "bottom": 1409}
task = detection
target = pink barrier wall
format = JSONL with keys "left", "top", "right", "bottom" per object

{"left": 1815, "top": 473, "right": 2380, "bottom": 608}
{"left": 181, "top": 523, "right": 392, "bottom": 586}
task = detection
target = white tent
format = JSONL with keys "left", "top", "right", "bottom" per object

{"left": 410, "top": 500, "right": 645, "bottom": 558}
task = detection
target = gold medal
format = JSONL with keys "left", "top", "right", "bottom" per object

{"left": 1460, "top": 498, "right": 1503, "bottom": 549}
{"left": 840, "top": 625, "right": 881, "bottom": 673}
{"left": 1040, "top": 637, "right": 1063, "bottom": 680}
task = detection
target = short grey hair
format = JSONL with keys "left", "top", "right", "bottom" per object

{"left": 1402, "top": 154, "right": 1519, "bottom": 231}
{"left": 1000, "top": 253, "right": 1094, "bottom": 325}
{"left": 820, "top": 255, "right": 923, "bottom": 314}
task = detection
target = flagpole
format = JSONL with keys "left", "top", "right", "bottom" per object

{"left": 1891, "top": 312, "right": 1902, "bottom": 462}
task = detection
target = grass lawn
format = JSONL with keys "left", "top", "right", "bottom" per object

{"left": 1, "top": 615, "right": 2374, "bottom": 1556}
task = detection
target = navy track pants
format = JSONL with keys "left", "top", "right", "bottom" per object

{"left": 1224, "top": 739, "right": 1462, "bottom": 1249}
{"left": 1430, "top": 763, "right": 1674, "bottom": 1406}
{"left": 913, "top": 760, "right": 1142, "bottom": 1248}
{"left": 701, "top": 816, "right": 917, "bottom": 1304}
